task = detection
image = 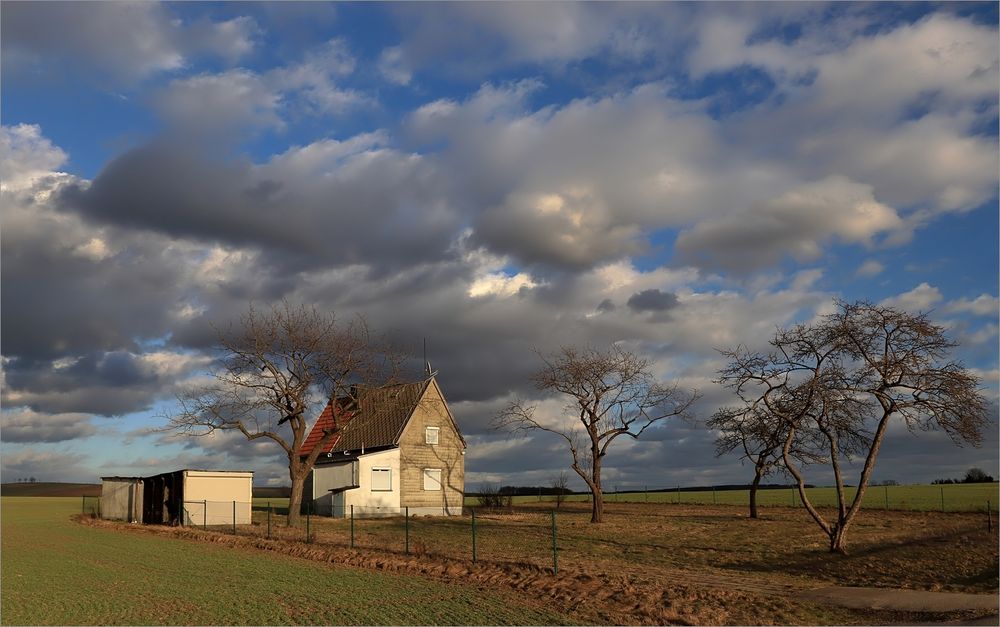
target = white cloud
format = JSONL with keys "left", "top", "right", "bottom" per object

{"left": 946, "top": 294, "right": 999, "bottom": 317}
{"left": 378, "top": 46, "right": 412, "bottom": 85}
{"left": 856, "top": 259, "right": 885, "bottom": 277}
{"left": 880, "top": 282, "right": 944, "bottom": 312}
{"left": 468, "top": 272, "right": 539, "bottom": 298}
{"left": 3, "top": 3, "right": 261, "bottom": 83}
{"left": 156, "top": 70, "right": 285, "bottom": 133}
{"left": 0, "top": 124, "right": 68, "bottom": 192}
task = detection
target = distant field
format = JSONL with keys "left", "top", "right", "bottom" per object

{"left": 2, "top": 482, "right": 290, "bottom": 499}
{"left": 467, "top": 483, "right": 1000, "bottom": 512}
{"left": 1, "top": 497, "right": 580, "bottom": 626}
{"left": 1, "top": 482, "right": 101, "bottom": 497}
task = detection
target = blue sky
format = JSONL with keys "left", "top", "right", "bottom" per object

{"left": 2, "top": 1, "right": 997, "bottom": 488}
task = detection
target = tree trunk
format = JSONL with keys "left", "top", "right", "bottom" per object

{"left": 590, "top": 455, "right": 603, "bottom": 523}
{"left": 287, "top": 468, "right": 305, "bottom": 526}
{"left": 749, "top": 467, "right": 762, "bottom": 519}
{"left": 829, "top": 523, "right": 848, "bottom": 554}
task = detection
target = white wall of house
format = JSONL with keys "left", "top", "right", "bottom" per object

{"left": 343, "top": 448, "right": 401, "bottom": 514}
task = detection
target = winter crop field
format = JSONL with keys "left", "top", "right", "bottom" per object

{"left": 0, "top": 497, "right": 577, "bottom": 626}
{"left": 4, "top": 490, "right": 997, "bottom": 625}
{"left": 486, "top": 483, "right": 1000, "bottom": 511}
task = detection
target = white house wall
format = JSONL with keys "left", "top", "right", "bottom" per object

{"left": 343, "top": 448, "right": 401, "bottom": 514}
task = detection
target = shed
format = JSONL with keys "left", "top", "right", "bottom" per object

{"left": 100, "top": 469, "right": 253, "bottom": 526}
{"left": 100, "top": 476, "right": 143, "bottom": 522}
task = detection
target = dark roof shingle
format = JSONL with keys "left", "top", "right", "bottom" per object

{"left": 299, "top": 379, "right": 431, "bottom": 458}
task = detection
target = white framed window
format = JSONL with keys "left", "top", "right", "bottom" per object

{"left": 423, "top": 468, "right": 442, "bottom": 491}
{"left": 425, "top": 426, "right": 440, "bottom": 445}
{"left": 371, "top": 467, "right": 392, "bottom": 491}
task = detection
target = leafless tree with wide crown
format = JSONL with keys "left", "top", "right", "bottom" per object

{"left": 715, "top": 300, "right": 989, "bottom": 552}
{"left": 495, "top": 345, "right": 700, "bottom": 523}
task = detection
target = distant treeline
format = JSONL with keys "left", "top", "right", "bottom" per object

{"left": 932, "top": 467, "right": 995, "bottom": 484}
{"left": 470, "top": 483, "right": 815, "bottom": 497}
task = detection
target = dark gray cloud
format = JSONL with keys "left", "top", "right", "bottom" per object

{"left": 1, "top": 410, "right": 97, "bottom": 443}
{"left": 1, "top": 351, "right": 203, "bottom": 416}
{"left": 58, "top": 138, "right": 461, "bottom": 276}
{"left": 626, "top": 289, "right": 679, "bottom": 313}
{"left": 596, "top": 299, "right": 616, "bottom": 313}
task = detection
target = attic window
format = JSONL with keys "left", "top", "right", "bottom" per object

{"left": 425, "top": 426, "right": 439, "bottom": 445}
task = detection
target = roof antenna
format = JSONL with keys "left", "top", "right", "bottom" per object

{"left": 423, "top": 337, "right": 438, "bottom": 378}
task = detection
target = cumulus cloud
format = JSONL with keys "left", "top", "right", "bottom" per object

{"left": 1, "top": 409, "right": 97, "bottom": 443}
{"left": 856, "top": 259, "right": 885, "bottom": 277}
{"left": 59, "top": 135, "right": 457, "bottom": 275}
{"left": 1, "top": 2, "right": 258, "bottom": 83}
{"left": 627, "top": 289, "right": 680, "bottom": 313}
{"left": 880, "top": 282, "right": 944, "bottom": 312}
{"left": 0, "top": 448, "right": 90, "bottom": 482}
{"left": 946, "top": 294, "right": 1000, "bottom": 317}
{"left": 674, "top": 177, "right": 902, "bottom": 273}
{"left": 0, "top": 124, "right": 68, "bottom": 191}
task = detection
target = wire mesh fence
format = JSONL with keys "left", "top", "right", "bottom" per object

{"left": 81, "top": 495, "right": 100, "bottom": 517}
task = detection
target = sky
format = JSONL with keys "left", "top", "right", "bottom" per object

{"left": 1, "top": 1, "right": 998, "bottom": 490}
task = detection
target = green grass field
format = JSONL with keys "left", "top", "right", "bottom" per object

{"left": 465, "top": 483, "right": 1000, "bottom": 511}
{"left": 1, "top": 497, "right": 579, "bottom": 625}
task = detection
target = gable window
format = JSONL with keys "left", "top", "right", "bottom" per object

{"left": 425, "top": 426, "right": 440, "bottom": 445}
{"left": 371, "top": 467, "right": 392, "bottom": 491}
{"left": 423, "top": 468, "right": 442, "bottom": 491}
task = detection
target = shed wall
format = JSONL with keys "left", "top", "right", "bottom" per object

{"left": 180, "top": 471, "right": 253, "bottom": 526}
{"left": 100, "top": 478, "right": 143, "bottom": 522}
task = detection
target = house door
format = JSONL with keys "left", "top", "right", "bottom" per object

{"left": 332, "top": 490, "right": 345, "bottom": 518}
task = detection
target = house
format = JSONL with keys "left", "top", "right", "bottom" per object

{"left": 100, "top": 469, "right": 253, "bottom": 526}
{"left": 300, "top": 376, "right": 466, "bottom": 517}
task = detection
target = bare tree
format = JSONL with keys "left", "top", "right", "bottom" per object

{"left": 166, "top": 302, "right": 402, "bottom": 525}
{"left": 551, "top": 470, "right": 570, "bottom": 509}
{"left": 707, "top": 404, "right": 786, "bottom": 519}
{"left": 495, "top": 346, "right": 700, "bottom": 523}
{"left": 717, "top": 301, "right": 989, "bottom": 553}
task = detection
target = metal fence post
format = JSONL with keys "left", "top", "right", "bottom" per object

{"left": 471, "top": 508, "right": 477, "bottom": 564}
{"left": 551, "top": 510, "right": 558, "bottom": 575}
{"left": 233, "top": 501, "right": 236, "bottom": 535}
{"left": 82, "top": 495, "right": 85, "bottom": 514}
{"left": 940, "top": 486, "right": 945, "bottom": 512}
{"left": 644, "top": 485, "right": 648, "bottom": 503}
{"left": 204, "top": 500, "right": 207, "bottom": 528}
{"left": 267, "top": 505, "right": 272, "bottom": 539}
{"left": 988, "top": 501, "right": 993, "bottom": 532}
{"left": 405, "top": 506, "right": 410, "bottom": 554}
{"left": 676, "top": 485, "right": 680, "bottom": 505}
{"left": 884, "top": 486, "right": 889, "bottom": 510}
{"left": 350, "top": 505, "right": 355, "bottom": 549}
{"left": 306, "top": 501, "right": 311, "bottom": 543}
{"left": 713, "top": 487, "right": 717, "bottom": 504}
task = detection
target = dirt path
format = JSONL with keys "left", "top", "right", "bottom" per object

{"left": 798, "top": 586, "right": 999, "bottom": 613}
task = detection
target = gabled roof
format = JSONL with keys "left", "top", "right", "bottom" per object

{"left": 299, "top": 379, "right": 432, "bottom": 458}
